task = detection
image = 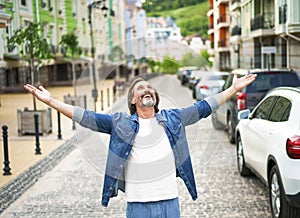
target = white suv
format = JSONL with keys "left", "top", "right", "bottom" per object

{"left": 235, "top": 87, "right": 300, "bottom": 218}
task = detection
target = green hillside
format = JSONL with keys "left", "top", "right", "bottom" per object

{"left": 146, "top": 1, "right": 208, "bottom": 38}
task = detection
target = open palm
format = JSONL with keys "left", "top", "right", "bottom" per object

{"left": 24, "top": 84, "right": 52, "bottom": 104}
{"left": 232, "top": 73, "right": 257, "bottom": 91}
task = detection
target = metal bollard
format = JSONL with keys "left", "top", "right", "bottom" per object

{"left": 34, "top": 113, "right": 42, "bottom": 155}
{"left": 71, "top": 99, "right": 76, "bottom": 130}
{"left": 57, "top": 111, "right": 62, "bottom": 140}
{"left": 2, "top": 125, "right": 11, "bottom": 175}
{"left": 83, "top": 95, "right": 87, "bottom": 109}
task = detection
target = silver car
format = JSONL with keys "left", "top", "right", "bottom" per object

{"left": 194, "top": 72, "right": 229, "bottom": 101}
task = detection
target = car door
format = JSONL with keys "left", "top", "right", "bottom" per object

{"left": 243, "top": 96, "right": 278, "bottom": 174}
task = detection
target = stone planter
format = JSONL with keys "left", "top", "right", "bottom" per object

{"left": 17, "top": 107, "right": 52, "bottom": 136}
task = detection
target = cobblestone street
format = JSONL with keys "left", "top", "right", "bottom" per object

{"left": 0, "top": 75, "right": 271, "bottom": 217}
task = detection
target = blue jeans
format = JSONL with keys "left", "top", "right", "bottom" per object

{"left": 126, "top": 198, "right": 180, "bottom": 218}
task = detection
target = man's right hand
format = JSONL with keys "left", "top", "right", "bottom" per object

{"left": 24, "top": 84, "right": 52, "bottom": 105}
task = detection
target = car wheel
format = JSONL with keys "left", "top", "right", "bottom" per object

{"left": 226, "top": 113, "right": 235, "bottom": 144}
{"left": 211, "top": 112, "right": 224, "bottom": 130}
{"left": 268, "top": 165, "right": 300, "bottom": 218}
{"left": 236, "top": 135, "right": 252, "bottom": 176}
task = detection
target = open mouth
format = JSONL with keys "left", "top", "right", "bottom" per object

{"left": 143, "top": 94, "right": 152, "bottom": 100}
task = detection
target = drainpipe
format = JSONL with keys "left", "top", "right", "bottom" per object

{"left": 280, "top": 35, "right": 290, "bottom": 68}
{"left": 259, "top": 37, "right": 264, "bottom": 69}
{"left": 35, "top": 0, "right": 40, "bottom": 23}
{"left": 285, "top": 20, "right": 300, "bottom": 42}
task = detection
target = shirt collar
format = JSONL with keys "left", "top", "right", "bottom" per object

{"left": 129, "top": 112, "right": 167, "bottom": 124}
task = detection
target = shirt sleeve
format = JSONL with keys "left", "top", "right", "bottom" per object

{"left": 72, "top": 106, "right": 113, "bottom": 134}
{"left": 179, "top": 96, "right": 219, "bottom": 126}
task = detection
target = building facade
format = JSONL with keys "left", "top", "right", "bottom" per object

{"left": 208, "top": 0, "right": 300, "bottom": 73}
{"left": 0, "top": 0, "right": 126, "bottom": 93}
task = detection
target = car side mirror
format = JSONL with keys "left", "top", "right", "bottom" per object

{"left": 237, "top": 109, "right": 250, "bottom": 120}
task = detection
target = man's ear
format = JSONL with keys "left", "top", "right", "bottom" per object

{"left": 131, "top": 97, "right": 136, "bottom": 104}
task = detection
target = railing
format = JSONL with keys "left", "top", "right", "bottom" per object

{"left": 217, "top": 14, "right": 227, "bottom": 24}
{"left": 279, "top": 4, "right": 287, "bottom": 24}
{"left": 218, "top": 40, "right": 226, "bottom": 47}
{"left": 251, "top": 12, "right": 274, "bottom": 31}
{"left": 231, "top": 26, "right": 241, "bottom": 36}
{"left": 231, "top": 0, "right": 241, "bottom": 4}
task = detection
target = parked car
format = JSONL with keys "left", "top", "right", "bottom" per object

{"left": 211, "top": 69, "right": 300, "bottom": 143}
{"left": 188, "top": 70, "right": 210, "bottom": 90}
{"left": 235, "top": 87, "right": 300, "bottom": 218}
{"left": 194, "top": 71, "right": 229, "bottom": 100}
{"left": 179, "top": 66, "right": 198, "bottom": 85}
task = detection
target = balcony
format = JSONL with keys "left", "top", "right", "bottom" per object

{"left": 217, "top": 15, "right": 230, "bottom": 28}
{"left": 216, "top": 0, "right": 229, "bottom": 7}
{"left": 230, "top": 0, "right": 241, "bottom": 11}
{"left": 250, "top": 13, "right": 275, "bottom": 37}
{"left": 279, "top": 4, "right": 287, "bottom": 24}
{"left": 230, "top": 26, "right": 241, "bottom": 43}
{"left": 251, "top": 13, "right": 274, "bottom": 31}
{"left": 208, "top": 23, "right": 214, "bottom": 35}
{"left": 217, "top": 40, "right": 230, "bottom": 52}
{"left": 218, "top": 40, "right": 226, "bottom": 47}
{"left": 231, "top": 26, "right": 241, "bottom": 36}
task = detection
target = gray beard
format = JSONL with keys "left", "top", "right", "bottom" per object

{"left": 141, "top": 98, "right": 156, "bottom": 107}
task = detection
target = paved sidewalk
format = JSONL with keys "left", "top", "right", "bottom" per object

{"left": 0, "top": 86, "right": 76, "bottom": 188}
{"left": 0, "top": 78, "right": 117, "bottom": 212}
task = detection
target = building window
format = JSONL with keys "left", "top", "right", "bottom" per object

{"left": 21, "top": 0, "right": 27, "bottom": 6}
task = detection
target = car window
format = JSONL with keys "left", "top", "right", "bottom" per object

{"left": 247, "top": 72, "right": 300, "bottom": 93}
{"left": 222, "top": 74, "right": 242, "bottom": 90}
{"left": 281, "top": 102, "right": 291, "bottom": 121}
{"left": 252, "top": 96, "right": 277, "bottom": 120}
{"left": 268, "top": 97, "right": 291, "bottom": 122}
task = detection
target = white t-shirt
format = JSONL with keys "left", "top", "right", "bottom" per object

{"left": 125, "top": 117, "right": 178, "bottom": 202}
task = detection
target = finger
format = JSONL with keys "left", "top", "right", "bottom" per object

{"left": 24, "top": 84, "right": 37, "bottom": 93}
{"left": 39, "top": 86, "right": 45, "bottom": 91}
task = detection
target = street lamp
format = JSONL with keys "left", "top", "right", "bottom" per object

{"left": 234, "top": 43, "right": 240, "bottom": 68}
{"left": 87, "top": 0, "right": 108, "bottom": 111}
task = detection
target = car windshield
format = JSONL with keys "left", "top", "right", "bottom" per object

{"left": 247, "top": 72, "right": 300, "bottom": 93}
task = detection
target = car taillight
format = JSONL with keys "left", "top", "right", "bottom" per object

{"left": 286, "top": 135, "right": 300, "bottom": 159}
{"left": 200, "top": 85, "right": 209, "bottom": 89}
{"left": 236, "top": 92, "right": 246, "bottom": 110}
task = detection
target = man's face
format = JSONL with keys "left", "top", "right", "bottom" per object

{"left": 131, "top": 81, "right": 156, "bottom": 109}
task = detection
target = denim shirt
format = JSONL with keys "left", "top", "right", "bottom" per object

{"left": 73, "top": 97, "right": 219, "bottom": 207}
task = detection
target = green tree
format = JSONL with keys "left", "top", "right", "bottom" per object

{"left": 147, "top": 58, "right": 162, "bottom": 73}
{"left": 161, "top": 56, "right": 181, "bottom": 74}
{"left": 60, "top": 33, "right": 82, "bottom": 96}
{"left": 8, "top": 22, "right": 52, "bottom": 110}
{"left": 201, "top": 49, "right": 212, "bottom": 67}
{"left": 181, "top": 52, "right": 208, "bottom": 69}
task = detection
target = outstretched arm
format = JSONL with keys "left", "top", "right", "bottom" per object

{"left": 24, "top": 84, "right": 73, "bottom": 119}
{"left": 213, "top": 73, "right": 257, "bottom": 106}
